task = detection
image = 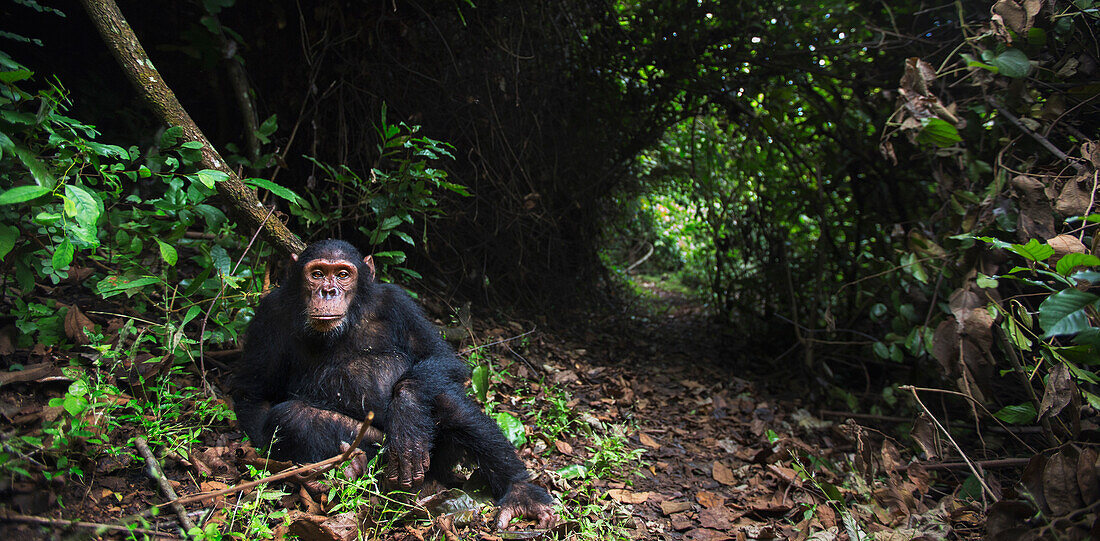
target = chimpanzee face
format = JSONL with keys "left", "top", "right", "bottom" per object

{"left": 300, "top": 258, "right": 359, "bottom": 333}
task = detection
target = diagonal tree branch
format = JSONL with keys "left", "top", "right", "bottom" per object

{"left": 79, "top": 0, "right": 305, "bottom": 255}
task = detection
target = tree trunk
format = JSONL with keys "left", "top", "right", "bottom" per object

{"left": 79, "top": 0, "right": 305, "bottom": 255}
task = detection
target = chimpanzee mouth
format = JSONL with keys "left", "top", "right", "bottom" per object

{"left": 310, "top": 315, "right": 345, "bottom": 320}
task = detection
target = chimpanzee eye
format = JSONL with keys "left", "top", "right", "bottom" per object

{"left": 311, "top": 270, "right": 323, "bottom": 279}
{"left": 338, "top": 271, "right": 349, "bottom": 279}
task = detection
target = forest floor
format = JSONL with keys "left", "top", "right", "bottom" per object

{"left": 0, "top": 277, "right": 984, "bottom": 540}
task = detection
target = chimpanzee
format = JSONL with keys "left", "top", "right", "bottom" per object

{"left": 232, "top": 239, "right": 555, "bottom": 528}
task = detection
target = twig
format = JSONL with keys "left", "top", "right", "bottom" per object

{"left": 160, "top": 412, "right": 374, "bottom": 509}
{"left": 0, "top": 512, "right": 178, "bottom": 538}
{"left": 459, "top": 329, "right": 536, "bottom": 355}
{"left": 985, "top": 96, "right": 1087, "bottom": 174}
{"left": 901, "top": 386, "right": 998, "bottom": 502}
{"left": 889, "top": 457, "right": 1030, "bottom": 472}
{"left": 135, "top": 437, "right": 197, "bottom": 535}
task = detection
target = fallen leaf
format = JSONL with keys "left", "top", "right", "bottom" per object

{"left": 1044, "top": 449, "right": 1083, "bottom": 516}
{"left": 698, "top": 507, "right": 735, "bottom": 530}
{"left": 608, "top": 489, "right": 650, "bottom": 504}
{"left": 684, "top": 527, "right": 732, "bottom": 541}
{"left": 639, "top": 432, "right": 660, "bottom": 449}
{"left": 63, "top": 304, "right": 95, "bottom": 345}
{"left": 695, "top": 490, "right": 725, "bottom": 509}
{"left": 712, "top": 461, "right": 737, "bottom": 486}
{"left": 661, "top": 500, "right": 692, "bottom": 515}
{"left": 554, "top": 440, "right": 573, "bottom": 455}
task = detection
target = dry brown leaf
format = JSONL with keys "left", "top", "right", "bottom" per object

{"left": 660, "top": 500, "right": 692, "bottom": 515}
{"left": 712, "top": 461, "right": 737, "bottom": 486}
{"left": 698, "top": 507, "right": 735, "bottom": 530}
{"left": 910, "top": 413, "right": 939, "bottom": 460}
{"left": 0, "top": 362, "right": 55, "bottom": 387}
{"left": 1076, "top": 448, "right": 1099, "bottom": 503}
{"left": 695, "top": 490, "right": 726, "bottom": 509}
{"left": 607, "top": 489, "right": 650, "bottom": 504}
{"left": 64, "top": 304, "right": 95, "bottom": 345}
{"left": 287, "top": 511, "right": 357, "bottom": 541}
{"left": 1038, "top": 363, "right": 1075, "bottom": 421}
{"left": 1043, "top": 450, "right": 1084, "bottom": 516}
{"left": 1048, "top": 234, "right": 1088, "bottom": 261}
{"left": 992, "top": 0, "right": 1040, "bottom": 35}
{"left": 639, "top": 432, "right": 660, "bottom": 449}
{"left": 683, "top": 528, "right": 733, "bottom": 541}
{"left": 554, "top": 440, "right": 573, "bottom": 455}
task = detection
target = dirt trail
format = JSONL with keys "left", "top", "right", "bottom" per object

{"left": 560, "top": 281, "right": 977, "bottom": 540}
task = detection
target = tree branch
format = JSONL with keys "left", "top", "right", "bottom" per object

{"left": 78, "top": 0, "right": 305, "bottom": 255}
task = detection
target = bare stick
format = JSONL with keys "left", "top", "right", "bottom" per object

{"left": 0, "top": 512, "right": 178, "bottom": 538}
{"left": 985, "top": 96, "right": 1086, "bottom": 174}
{"left": 162, "top": 412, "right": 375, "bottom": 509}
{"left": 135, "top": 437, "right": 197, "bottom": 534}
{"left": 901, "top": 386, "right": 998, "bottom": 502}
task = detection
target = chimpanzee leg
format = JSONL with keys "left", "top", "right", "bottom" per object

{"left": 433, "top": 390, "right": 533, "bottom": 499}
{"left": 432, "top": 389, "right": 555, "bottom": 528}
{"left": 262, "top": 400, "right": 382, "bottom": 463}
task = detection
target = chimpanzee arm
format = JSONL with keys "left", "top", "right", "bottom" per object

{"left": 263, "top": 399, "right": 383, "bottom": 462}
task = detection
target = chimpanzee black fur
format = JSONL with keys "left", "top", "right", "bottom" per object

{"left": 232, "top": 239, "right": 555, "bottom": 528}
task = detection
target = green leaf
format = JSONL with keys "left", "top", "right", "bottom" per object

{"left": 159, "top": 126, "right": 184, "bottom": 148}
{"left": 961, "top": 53, "right": 998, "bottom": 73}
{"left": 872, "top": 341, "right": 889, "bottom": 359}
{"left": 194, "top": 169, "right": 228, "bottom": 189}
{"left": 64, "top": 184, "right": 101, "bottom": 226}
{"left": 993, "top": 403, "right": 1036, "bottom": 424}
{"left": 1008, "top": 238, "right": 1055, "bottom": 262}
{"left": 1039, "top": 288, "right": 1100, "bottom": 337}
{"left": 12, "top": 147, "right": 56, "bottom": 189}
{"left": 155, "top": 238, "right": 178, "bottom": 266}
{"left": 182, "top": 305, "right": 203, "bottom": 327}
{"left": 1072, "top": 270, "right": 1100, "bottom": 283}
{"left": 0, "top": 225, "right": 18, "bottom": 260}
{"left": 556, "top": 464, "right": 588, "bottom": 480}
{"left": 62, "top": 395, "right": 88, "bottom": 417}
{"left": 493, "top": 411, "right": 527, "bottom": 447}
{"left": 977, "top": 274, "right": 999, "bottom": 288}
{"left": 471, "top": 364, "right": 489, "bottom": 403}
{"left": 210, "top": 245, "right": 232, "bottom": 276}
{"left": 990, "top": 49, "right": 1030, "bottom": 79}
{"left": 1056, "top": 253, "right": 1100, "bottom": 276}
{"left": 52, "top": 239, "right": 73, "bottom": 270}
{"left": 0, "top": 185, "right": 50, "bottom": 205}
{"left": 916, "top": 118, "right": 962, "bottom": 148}
{"left": 0, "top": 69, "right": 33, "bottom": 83}
{"left": 243, "top": 177, "right": 303, "bottom": 205}
{"left": 96, "top": 275, "right": 162, "bottom": 298}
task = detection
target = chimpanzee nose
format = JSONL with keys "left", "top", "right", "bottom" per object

{"left": 321, "top": 286, "right": 339, "bottom": 298}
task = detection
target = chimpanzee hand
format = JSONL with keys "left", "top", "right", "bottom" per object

{"left": 384, "top": 434, "right": 431, "bottom": 489}
{"left": 495, "top": 481, "right": 556, "bottom": 530}
{"left": 338, "top": 442, "right": 371, "bottom": 480}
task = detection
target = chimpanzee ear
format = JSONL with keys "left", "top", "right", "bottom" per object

{"left": 363, "top": 255, "right": 376, "bottom": 281}
{"left": 291, "top": 253, "right": 299, "bottom": 262}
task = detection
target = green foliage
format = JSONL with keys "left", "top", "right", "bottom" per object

{"left": 290, "top": 105, "right": 467, "bottom": 281}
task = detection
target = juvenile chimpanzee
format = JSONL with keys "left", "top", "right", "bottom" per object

{"left": 232, "top": 239, "right": 555, "bottom": 528}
